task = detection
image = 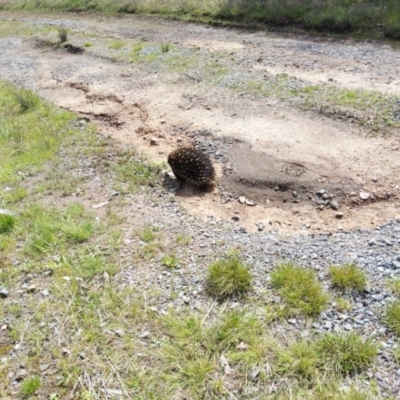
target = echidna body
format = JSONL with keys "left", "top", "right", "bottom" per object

{"left": 168, "top": 146, "right": 216, "bottom": 189}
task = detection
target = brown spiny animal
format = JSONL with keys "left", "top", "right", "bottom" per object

{"left": 167, "top": 146, "right": 216, "bottom": 189}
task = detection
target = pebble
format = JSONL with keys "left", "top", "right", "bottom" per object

{"left": 360, "top": 191, "right": 370, "bottom": 200}
{"left": 0, "top": 287, "right": 9, "bottom": 298}
{"left": 330, "top": 200, "right": 340, "bottom": 210}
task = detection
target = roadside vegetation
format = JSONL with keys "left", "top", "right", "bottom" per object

{"left": 0, "top": 82, "right": 392, "bottom": 398}
{"left": 0, "top": 0, "right": 400, "bottom": 40}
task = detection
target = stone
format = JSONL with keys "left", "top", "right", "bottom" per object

{"left": 0, "top": 287, "right": 9, "bottom": 298}
{"left": 330, "top": 200, "right": 340, "bottom": 210}
{"left": 335, "top": 212, "right": 344, "bottom": 219}
{"left": 359, "top": 191, "right": 370, "bottom": 200}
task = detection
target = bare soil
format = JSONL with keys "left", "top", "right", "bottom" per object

{"left": 1, "top": 12, "right": 400, "bottom": 233}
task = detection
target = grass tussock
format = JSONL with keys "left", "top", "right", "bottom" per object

{"left": 317, "top": 332, "right": 378, "bottom": 375}
{"left": 329, "top": 263, "right": 367, "bottom": 292}
{"left": 0, "top": 213, "right": 15, "bottom": 233}
{"left": 57, "top": 27, "right": 67, "bottom": 43}
{"left": 384, "top": 301, "right": 400, "bottom": 336}
{"left": 205, "top": 255, "right": 253, "bottom": 300}
{"left": 271, "top": 263, "right": 329, "bottom": 317}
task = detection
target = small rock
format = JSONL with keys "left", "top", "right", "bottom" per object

{"left": 150, "top": 137, "right": 158, "bottom": 146}
{"left": 138, "top": 331, "right": 151, "bottom": 339}
{"left": 256, "top": 223, "right": 265, "bottom": 231}
{"left": 323, "top": 321, "right": 332, "bottom": 329}
{"left": 359, "top": 191, "right": 370, "bottom": 200}
{"left": 330, "top": 200, "right": 340, "bottom": 210}
{"left": 335, "top": 212, "right": 344, "bottom": 219}
{"left": 27, "top": 284, "right": 36, "bottom": 293}
{"left": 0, "top": 287, "right": 9, "bottom": 298}
{"left": 344, "top": 323, "right": 353, "bottom": 331}
{"left": 231, "top": 216, "right": 240, "bottom": 222}
{"left": 245, "top": 199, "right": 256, "bottom": 206}
{"left": 238, "top": 196, "right": 246, "bottom": 204}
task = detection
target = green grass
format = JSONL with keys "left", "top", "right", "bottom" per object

{"left": 329, "top": 264, "right": 367, "bottom": 292}
{"left": 21, "top": 375, "right": 41, "bottom": 398}
{"left": 205, "top": 255, "right": 253, "bottom": 300}
{"left": 317, "top": 332, "right": 378, "bottom": 375}
{"left": 384, "top": 301, "right": 400, "bottom": 336}
{"left": 1, "top": 0, "right": 400, "bottom": 39}
{"left": 277, "top": 332, "right": 378, "bottom": 381}
{"left": 0, "top": 213, "right": 15, "bottom": 233}
{"left": 138, "top": 225, "right": 157, "bottom": 242}
{"left": 161, "top": 43, "right": 171, "bottom": 53}
{"left": 161, "top": 253, "right": 179, "bottom": 268}
{"left": 271, "top": 263, "right": 329, "bottom": 317}
{"left": 10, "top": 86, "right": 41, "bottom": 112}
{"left": 57, "top": 27, "right": 67, "bottom": 43}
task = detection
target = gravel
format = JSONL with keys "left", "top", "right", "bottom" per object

{"left": 116, "top": 183, "right": 400, "bottom": 396}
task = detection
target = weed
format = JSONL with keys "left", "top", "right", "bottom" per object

{"left": 0, "top": 213, "right": 15, "bottom": 233}
{"left": 176, "top": 234, "right": 191, "bottom": 245}
{"left": 161, "top": 43, "right": 171, "bottom": 53}
{"left": 271, "top": 263, "right": 329, "bottom": 317}
{"left": 58, "top": 27, "right": 67, "bottom": 43}
{"left": 317, "top": 332, "right": 378, "bottom": 375}
{"left": 138, "top": 226, "right": 157, "bottom": 242}
{"left": 21, "top": 375, "right": 41, "bottom": 398}
{"left": 205, "top": 255, "right": 252, "bottom": 300}
{"left": 329, "top": 264, "right": 367, "bottom": 292}
{"left": 161, "top": 253, "right": 179, "bottom": 268}
{"left": 84, "top": 42, "right": 93, "bottom": 47}
{"left": 384, "top": 301, "right": 400, "bottom": 336}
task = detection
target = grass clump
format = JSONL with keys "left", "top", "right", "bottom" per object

{"left": 205, "top": 255, "right": 252, "bottom": 300}
{"left": 161, "top": 43, "right": 171, "bottom": 53}
{"left": 317, "top": 332, "right": 378, "bottom": 375}
{"left": 58, "top": 27, "right": 68, "bottom": 43}
{"left": 0, "top": 213, "right": 15, "bottom": 233}
{"left": 138, "top": 226, "right": 157, "bottom": 242}
{"left": 384, "top": 301, "right": 400, "bottom": 336}
{"left": 276, "top": 339, "right": 320, "bottom": 381}
{"left": 10, "top": 86, "right": 41, "bottom": 112}
{"left": 329, "top": 264, "right": 367, "bottom": 292}
{"left": 109, "top": 39, "right": 125, "bottom": 49}
{"left": 161, "top": 253, "right": 179, "bottom": 268}
{"left": 20, "top": 375, "right": 41, "bottom": 398}
{"left": 271, "top": 263, "right": 329, "bottom": 317}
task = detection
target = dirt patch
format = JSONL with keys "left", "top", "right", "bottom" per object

{"left": 1, "top": 13, "right": 400, "bottom": 233}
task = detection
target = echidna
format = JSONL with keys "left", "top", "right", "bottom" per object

{"left": 167, "top": 146, "right": 216, "bottom": 189}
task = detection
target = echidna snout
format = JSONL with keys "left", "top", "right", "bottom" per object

{"left": 167, "top": 146, "right": 216, "bottom": 189}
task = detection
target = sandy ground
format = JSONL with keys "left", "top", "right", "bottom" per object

{"left": 1, "top": 12, "right": 400, "bottom": 233}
